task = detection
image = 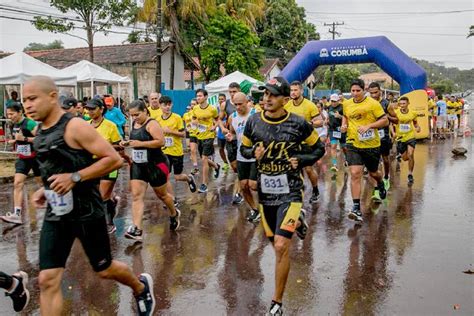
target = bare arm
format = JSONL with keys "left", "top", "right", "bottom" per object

{"left": 311, "top": 114, "right": 323, "bottom": 128}
{"left": 218, "top": 102, "right": 229, "bottom": 133}
{"left": 387, "top": 104, "right": 399, "bottom": 124}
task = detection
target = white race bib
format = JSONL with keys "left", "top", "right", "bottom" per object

{"left": 44, "top": 190, "right": 74, "bottom": 216}
{"left": 399, "top": 124, "right": 411, "bottom": 133}
{"left": 260, "top": 174, "right": 289, "bottom": 194}
{"left": 132, "top": 149, "right": 148, "bottom": 163}
{"left": 358, "top": 129, "right": 375, "bottom": 141}
{"left": 17, "top": 144, "right": 31, "bottom": 156}
{"left": 332, "top": 131, "right": 342, "bottom": 139}
{"left": 197, "top": 124, "right": 207, "bottom": 133}
{"left": 378, "top": 129, "right": 385, "bottom": 138}
{"left": 190, "top": 123, "right": 198, "bottom": 130}
{"left": 164, "top": 137, "right": 174, "bottom": 147}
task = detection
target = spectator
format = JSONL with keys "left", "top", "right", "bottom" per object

{"left": 104, "top": 95, "right": 126, "bottom": 138}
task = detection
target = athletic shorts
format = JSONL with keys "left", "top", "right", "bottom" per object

{"left": 166, "top": 154, "right": 184, "bottom": 175}
{"left": 39, "top": 217, "right": 112, "bottom": 272}
{"left": 380, "top": 137, "right": 392, "bottom": 157}
{"left": 237, "top": 161, "right": 257, "bottom": 181}
{"left": 217, "top": 138, "right": 226, "bottom": 149}
{"left": 198, "top": 138, "right": 215, "bottom": 157}
{"left": 259, "top": 202, "right": 302, "bottom": 241}
{"left": 436, "top": 115, "right": 447, "bottom": 128}
{"left": 329, "top": 130, "right": 346, "bottom": 145}
{"left": 101, "top": 169, "right": 119, "bottom": 181}
{"left": 15, "top": 158, "right": 40, "bottom": 176}
{"left": 225, "top": 140, "right": 238, "bottom": 163}
{"left": 397, "top": 139, "right": 416, "bottom": 155}
{"left": 130, "top": 160, "right": 169, "bottom": 187}
{"left": 189, "top": 136, "right": 198, "bottom": 144}
{"left": 346, "top": 144, "right": 381, "bottom": 173}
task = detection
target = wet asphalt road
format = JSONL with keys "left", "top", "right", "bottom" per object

{"left": 0, "top": 124, "right": 473, "bottom": 315}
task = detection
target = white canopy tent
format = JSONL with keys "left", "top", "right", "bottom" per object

{"left": 205, "top": 71, "right": 263, "bottom": 94}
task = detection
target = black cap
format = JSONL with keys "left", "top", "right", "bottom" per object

{"left": 62, "top": 97, "right": 77, "bottom": 109}
{"left": 258, "top": 76, "right": 290, "bottom": 97}
{"left": 85, "top": 98, "right": 104, "bottom": 109}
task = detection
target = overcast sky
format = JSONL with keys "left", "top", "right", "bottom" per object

{"left": 0, "top": 0, "right": 472, "bottom": 70}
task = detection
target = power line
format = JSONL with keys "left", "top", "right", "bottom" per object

{"left": 305, "top": 9, "right": 474, "bottom": 15}
{"left": 324, "top": 21, "right": 344, "bottom": 90}
{"left": 338, "top": 26, "right": 466, "bottom": 37}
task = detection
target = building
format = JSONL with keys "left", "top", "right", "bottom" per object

{"left": 259, "top": 58, "right": 283, "bottom": 81}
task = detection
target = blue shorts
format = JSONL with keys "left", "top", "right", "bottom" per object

{"left": 329, "top": 130, "right": 346, "bottom": 146}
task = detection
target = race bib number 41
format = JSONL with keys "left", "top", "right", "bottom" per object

{"left": 260, "top": 174, "right": 290, "bottom": 194}
{"left": 132, "top": 149, "right": 148, "bottom": 163}
{"left": 358, "top": 129, "right": 375, "bottom": 141}
{"left": 44, "top": 190, "right": 74, "bottom": 216}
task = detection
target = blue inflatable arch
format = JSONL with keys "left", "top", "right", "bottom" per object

{"left": 279, "top": 36, "right": 427, "bottom": 95}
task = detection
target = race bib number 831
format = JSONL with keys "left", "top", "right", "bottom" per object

{"left": 260, "top": 174, "right": 290, "bottom": 194}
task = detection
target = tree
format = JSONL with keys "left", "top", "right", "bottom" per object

{"left": 323, "top": 67, "right": 360, "bottom": 92}
{"left": 257, "top": 0, "right": 319, "bottom": 64}
{"left": 23, "top": 40, "right": 64, "bottom": 51}
{"left": 468, "top": 25, "right": 474, "bottom": 38}
{"left": 33, "top": 0, "right": 136, "bottom": 62}
{"left": 217, "top": 0, "right": 265, "bottom": 31}
{"left": 200, "top": 13, "right": 264, "bottom": 82}
{"left": 431, "top": 79, "right": 455, "bottom": 95}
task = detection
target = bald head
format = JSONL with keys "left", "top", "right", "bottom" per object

{"left": 24, "top": 76, "right": 58, "bottom": 95}
{"left": 233, "top": 92, "right": 247, "bottom": 104}
{"left": 150, "top": 92, "right": 161, "bottom": 108}
{"left": 23, "top": 75, "right": 61, "bottom": 122}
{"left": 233, "top": 92, "right": 249, "bottom": 115}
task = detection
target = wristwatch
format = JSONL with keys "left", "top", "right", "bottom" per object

{"left": 71, "top": 172, "right": 82, "bottom": 183}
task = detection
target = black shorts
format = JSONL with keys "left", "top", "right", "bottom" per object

{"left": 166, "top": 154, "right": 184, "bottom": 175}
{"left": 198, "top": 138, "right": 215, "bottom": 157}
{"left": 397, "top": 139, "right": 416, "bottom": 155}
{"left": 225, "top": 140, "right": 238, "bottom": 163}
{"left": 237, "top": 161, "right": 257, "bottom": 181}
{"left": 189, "top": 136, "right": 197, "bottom": 144}
{"left": 15, "top": 158, "right": 40, "bottom": 176}
{"left": 130, "top": 161, "right": 169, "bottom": 187}
{"left": 380, "top": 137, "right": 393, "bottom": 156}
{"left": 101, "top": 169, "right": 119, "bottom": 181}
{"left": 217, "top": 138, "right": 226, "bottom": 149}
{"left": 346, "top": 144, "right": 381, "bottom": 173}
{"left": 260, "top": 202, "right": 302, "bottom": 241}
{"left": 39, "top": 217, "right": 112, "bottom": 272}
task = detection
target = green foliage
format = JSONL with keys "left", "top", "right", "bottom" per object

{"left": 431, "top": 79, "right": 455, "bottom": 95}
{"left": 468, "top": 25, "right": 474, "bottom": 38}
{"left": 23, "top": 40, "right": 64, "bottom": 51}
{"left": 323, "top": 67, "right": 360, "bottom": 92}
{"left": 256, "top": 0, "right": 318, "bottom": 64}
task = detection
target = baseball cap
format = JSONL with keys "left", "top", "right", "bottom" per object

{"left": 258, "top": 76, "right": 290, "bottom": 97}
{"left": 330, "top": 94, "right": 340, "bottom": 102}
{"left": 85, "top": 98, "right": 104, "bottom": 109}
{"left": 62, "top": 97, "right": 77, "bottom": 109}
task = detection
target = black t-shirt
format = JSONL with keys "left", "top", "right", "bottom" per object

{"left": 327, "top": 104, "right": 343, "bottom": 131}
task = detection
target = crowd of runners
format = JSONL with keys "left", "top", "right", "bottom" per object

{"left": 0, "top": 74, "right": 468, "bottom": 315}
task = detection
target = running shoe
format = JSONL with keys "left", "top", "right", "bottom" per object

{"left": 344, "top": 161, "right": 349, "bottom": 168}
{"left": 267, "top": 301, "right": 283, "bottom": 316}
{"left": 173, "top": 198, "right": 179, "bottom": 207}
{"left": 383, "top": 178, "right": 391, "bottom": 191}
{"left": 214, "top": 163, "right": 221, "bottom": 179}
{"left": 169, "top": 209, "right": 181, "bottom": 231}
{"left": 247, "top": 209, "right": 261, "bottom": 223}
{"left": 6, "top": 271, "right": 30, "bottom": 312}
{"left": 107, "top": 198, "right": 119, "bottom": 234}
{"left": 295, "top": 209, "right": 309, "bottom": 240}
{"left": 396, "top": 153, "right": 402, "bottom": 162}
{"left": 125, "top": 225, "right": 143, "bottom": 242}
{"left": 135, "top": 273, "right": 156, "bottom": 316}
{"left": 0, "top": 211, "right": 22, "bottom": 225}
{"left": 348, "top": 208, "right": 363, "bottom": 222}
{"left": 198, "top": 184, "right": 208, "bottom": 193}
{"left": 330, "top": 165, "right": 338, "bottom": 172}
{"left": 187, "top": 175, "right": 197, "bottom": 193}
{"left": 222, "top": 163, "right": 230, "bottom": 172}
{"left": 371, "top": 189, "right": 382, "bottom": 202}
{"left": 190, "top": 167, "right": 200, "bottom": 176}
{"left": 408, "top": 174, "right": 414, "bottom": 185}
{"left": 309, "top": 192, "right": 320, "bottom": 204}
{"left": 232, "top": 193, "right": 244, "bottom": 205}
{"left": 378, "top": 182, "right": 387, "bottom": 200}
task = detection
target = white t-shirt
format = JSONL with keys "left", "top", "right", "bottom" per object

{"left": 231, "top": 108, "right": 256, "bottom": 162}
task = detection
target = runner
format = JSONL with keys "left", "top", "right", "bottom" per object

{"left": 284, "top": 81, "right": 323, "bottom": 203}
{"left": 217, "top": 93, "right": 231, "bottom": 173}
{"left": 446, "top": 95, "right": 457, "bottom": 133}
{"left": 240, "top": 77, "right": 325, "bottom": 315}
{"left": 1, "top": 103, "right": 42, "bottom": 225}
{"left": 225, "top": 92, "right": 259, "bottom": 222}
{"left": 122, "top": 100, "right": 181, "bottom": 241}
{"left": 182, "top": 99, "right": 199, "bottom": 174}
{"left": 368, "top": 82, "right": 399, "bottom": 191}
{"left": 147, "top": 92, "right": 162, "bottom": 120}
{"left": 435, "top": 94, "right": 448, "bottom": 139}
{"left": 104, "top": 96, "right": 127, "bottom": 138}
{"left": 327, "top": 94, "right": 347, "bottom": 172}
{"left": 455, "top": 96, "right": 464, "bottom": 132}
{"left": 24, "top": 76, "right": 155, "bottom": 315}
{"left": 191, "top": 89, "right": 221, "bottom": 193}
{"left": 394, "top": 97, "right": 420, "bottom": 185}
{"left": 316, "top": 101, "right": 328, "bottom": 144}
{"left": 0, "top": 271, "right": 29, "bottom": 312}
{"left": 85, "top": 98, "right": 123, "bottom": 234}
{"left": 156, "top": 96, "right": 197, "bottom": 204}
{"left": 341, "top": 79, "right": 388, "bottom": 222}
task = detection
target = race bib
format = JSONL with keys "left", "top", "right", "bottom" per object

{"left": 16, "top": 144, "right": 31, "bottom": 156}
{"left": 332, "top": 131, "right": 342, "bottom": 139}
{"left": 378, "top": 129, "right": 385, "bottom": 138}
{"left": 44, "top": 190, "right": 74, "bottom": 216}
{"left": 190, "top": 123, "right": 198, "bottom": 130}
{"left": 164, "top": 137, "right": 174, "bottom": 147}
{"left": 260, "top": 174, "right": 290, "bottom": 194}
{"left": 358, "top": 129, "right": 375, "bottom": 141}
{"left": 448, "top": 114, "right": 457, "bottom": 121}
{"left": 197, "top": 124, "right": 207, "bottom": 133}
{"left": 132, "top": 149, "right": 148, "bottom": 163}
{"left": 399, "top": 124, "right": 411, "bottom": 133}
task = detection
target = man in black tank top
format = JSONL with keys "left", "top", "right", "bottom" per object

{"left": 23, "top": 76, "right": 156, "bottom": 316}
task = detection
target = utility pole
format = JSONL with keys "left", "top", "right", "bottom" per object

{"left": 324, "top": 22, "right": 344, "bottom": 92}
{"left": 155, "top": 0, "right": 163, "bottom": 93}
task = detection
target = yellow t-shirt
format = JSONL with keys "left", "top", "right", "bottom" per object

{"left": 395, "top": 108, "right": 417, "bottom": 142}
{"left": 446, "top": 101, "right": 457, "bottom": 115}
{"left": 191, "top": 104, "right": 218, "bottom": 140}
{"left": 91, "top": 118, "right": 121, "bottom": 144}
{"left": 284, "top": 98, "right": 320, "bottom": 122}
{"left": 454, "top": 101, "right": 463, "bottom": 115}
{"left": 182, "top": 111, "right": 196, "bottom": 137}
{"left": 254, "top": 104, "right": 263, "bottom": 113}
{"left": 343, "top": 97, "right": 386, "bottom": 149}
{"left": 148, "top": 106, "right": 163, "bottom": 120}
{"left": 428, "top": 99, "right": 436, "bottom": 116}
{"left": 157, "top": 113, "right": 185, "bottom": 156}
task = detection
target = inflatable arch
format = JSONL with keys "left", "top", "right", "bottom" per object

{"left": 280, "top": 36, "right": 429, "bottom": 139}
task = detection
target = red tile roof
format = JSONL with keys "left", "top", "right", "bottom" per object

{"left": 259, "top": 58, "right": 281, "bottom": 77}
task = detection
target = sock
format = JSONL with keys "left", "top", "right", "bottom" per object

{"left": 14, "top": 207, "right": 21, "bottom": 215}
{"left": 193, "top": 163, "right": 198, "bottom": 168}
{"left": 0, "top": 272, "right": 14, "bottom": 291}
{"left": 313, "top": 186, "right": 319, "bottom": 196}
{"left": 270, "top": 300, "right": 282, "bottom": 311}
{"left": 353, "top": 199, "right": 361, "bottom": 210}
{"left": 331, "top": 157, "right": 337, "bottom": 165}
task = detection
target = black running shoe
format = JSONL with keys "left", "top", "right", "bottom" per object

{"left": 187, "top": 175, "right": 197, "bottom": 193}
{"left": 190, "top": 167, "right": 200, "bottom": 176}
{"left": 247, "top": 209, "right": 261, "bottom": 223}
{"left": 348, "top": 209, "right": 363, "bottom": 222}
{"left": 214, "top": 163, "right": 221, "bottom": 179}
{"left": 408, "top": 174, "right": 414, "bottom": 184}
{"left": 6, "top": 271, "right": 30, "bottom": 312}
{"left": 309, "top": 192, "right": 320, "bottom": 204}
{"left": 378, "top": 182, "right": 387, "bottom": 200}
{"left": 170, "top": 209, "right": 181, "bottom": 231}
{"left": 135, "top": 273, "right": 156, "bottom": 316}
{"left": 267, "top": 301, "right": 283, "bottom": 316}
{"left": 198, "top": 184, "right": 208, "bottom": 193}
{"left": 232, "top": 193, "right": 244, "bottom": 205}
{"left": 295, "top": 209, "right": 309, "bottom": 240}
{"left": 125, "top": 225, "right": 143, "bottom": 241}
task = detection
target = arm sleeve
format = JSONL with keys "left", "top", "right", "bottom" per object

{"left": 240, "top": 117, "right": 255, "bottom": 159}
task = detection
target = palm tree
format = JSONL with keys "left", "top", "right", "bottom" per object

{"left": 468, "top": 25, "right": 474, "bottom": 38}
{"left": 217, "top": 0, "right": 266, "bottom": 31}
